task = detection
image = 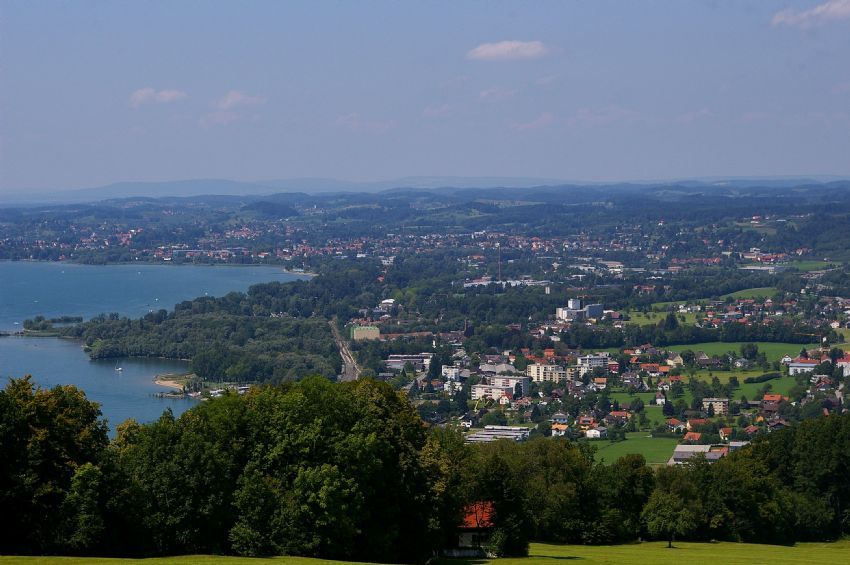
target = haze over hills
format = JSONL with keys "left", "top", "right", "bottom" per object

{"left": 1, "top": 175, "right": 848, "bottom": 206}
{"left": 0, "top": 176, "right": 573, "bottom": 205}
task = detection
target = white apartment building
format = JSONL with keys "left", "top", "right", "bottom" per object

{"left": 526, "top": 363, "right": 567, "bottom": 383}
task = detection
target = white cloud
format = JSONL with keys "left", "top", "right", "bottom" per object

{"left": 479, "top": 86, "right": 517, "bottom": 100}
{"left": 212, "top": 90, "right": 264, "bottom": 110}
{"left": 335, "top": 113, "right": 397, "bottom": 133}
{"left": 466, "top": 40, "right": 548, "bottom": 61}
{"left": 512, "top": 112, "right": 555, "bottom": 131}
{"left": 129, "top": 87, "right": 187, "bottom": 107}
{"left": 772, "top": 0, "right": 850, "bottom": 27}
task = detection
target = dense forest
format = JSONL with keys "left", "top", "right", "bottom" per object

{"left": 2, "top": 376, "right": 849, "bottom": 560}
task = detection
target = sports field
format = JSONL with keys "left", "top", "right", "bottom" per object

{"left": 3, "top": 540, "right": 849, "bottom": 565}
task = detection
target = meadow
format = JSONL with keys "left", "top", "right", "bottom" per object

{"left": 666, "top": 341, "right": 816, "bottom": 363}
{"left": 590, "top": 432, "right": 678, "bottom": 466}
{"left": 4, "top": 541, "right": 850, "bottom": 565}
{"left": 720, "top": 286, "right": 779, "bottom": 299}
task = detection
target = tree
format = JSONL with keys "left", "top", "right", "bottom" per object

{"left": 642, "top": 490, "right": 694, "bottom": 548}
{"left": 0, "top": 377, "right": 109, "bottom": 554}
{"left": 663, "top": 312, "right": 679, "bottom": 332}
{"left": 481, "top": 410, "right": 508, "bottom": 427}
{"left": 741, "top": 343, "right": 759, "bottom": 361}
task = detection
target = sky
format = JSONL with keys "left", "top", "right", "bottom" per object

{"left": 1, "top": 0, "right": 849, "bottom": 193}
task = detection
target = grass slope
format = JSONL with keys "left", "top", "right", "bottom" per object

{"left": 4, "top": 541, "right": 850, "bottom": 565}
{"left": 720, "top": 287, "right": 779, "bottom": 299}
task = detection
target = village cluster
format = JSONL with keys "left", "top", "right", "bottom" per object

{"left": 349, "top": 292, "right": 850, "bottom": 466}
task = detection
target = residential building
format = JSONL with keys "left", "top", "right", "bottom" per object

{"left": 470, "top": 384, "right": 513, "bottom": 402}
{"left": 577, "top": 354, "right": 609, "bottom": 375}
{"left": 526, "top": 363, "right": 566, "bottom": 383}
{"left": 457, "top": 502, "right": 494, "bottom": 551}
{"left": 788, "top": 358, "right": 820, "bottom": 375}
{"left": 702, "top": 397, "right": 729, "bottom": 416}
{"left": 489, "top": 375, "right": 530, "bottom": 397}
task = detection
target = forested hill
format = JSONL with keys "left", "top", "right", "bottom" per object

{"left": 58, "top": 261, "right": 384, "bottom": 382}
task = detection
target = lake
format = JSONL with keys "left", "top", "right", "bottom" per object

{"left": 0, "top": 261, "right": 307, "bottom": 331}
{"left": 0, "top": 262, "right": 308, "bottom": 430}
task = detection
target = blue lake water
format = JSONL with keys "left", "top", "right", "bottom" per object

{"left": 0, "top": 262, "right": 307, "bottom": 431}
{"left": 0, "top": 261, "right": 306, "bottom": 331}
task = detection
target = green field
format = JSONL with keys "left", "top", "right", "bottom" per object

{"left": 789, "top": 260, "right": 838, "bottom": 272}
{"left": 4, "top": 541, "right": 850, "bottom": 565}
{"left": 592, "top": 432, "right": 678, "bottom": 465}
{"left": 649, "top": 286, "right": 779, "bottom": 310}
{"left": 667, "top": 341, "right": 817, "bottom": 363}
{"left": 623, "top": 310, "right": 698, "bottom": 327}
{"left": 720, "top": 287, "right": 779, "bottom": 299}
{"left": 611, "top": 370, "right": 798, "bottom": 405}
{"left": 736, "top": 375, "right": 797, "bottom": 399}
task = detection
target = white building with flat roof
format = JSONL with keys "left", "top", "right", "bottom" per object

{"left": 526, "top": 364, "right": 566, "bottom": 383}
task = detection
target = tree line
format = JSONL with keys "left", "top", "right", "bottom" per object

{"left": 2, "top": 376, "right": 850, "bottom": 560}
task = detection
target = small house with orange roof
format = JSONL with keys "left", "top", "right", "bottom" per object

{"left": 458, "top": 501, "right": 495, "bottom": 550}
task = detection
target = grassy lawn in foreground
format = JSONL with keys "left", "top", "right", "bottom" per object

{"left": 0, "top": 558, "right": 362, "bottom": 565}
{"left": 5, "top": 541, "right": 850, "bottom": 565}
{"left": 591, "top": 432, "right": 678, "bottom": 466}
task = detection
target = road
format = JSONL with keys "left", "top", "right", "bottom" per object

{"left": 329, "top": 319, "right": 359, "bottom": 381}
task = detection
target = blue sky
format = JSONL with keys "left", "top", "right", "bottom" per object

{"left": 1, "top": 0, "right": 849, "bottom": 192}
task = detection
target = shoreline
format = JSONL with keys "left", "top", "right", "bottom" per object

{"left": 154, "top": 372, "right": 188, "bottom": 391}
{"left": 0, "top": 258, "right": 317, "bottom": 277}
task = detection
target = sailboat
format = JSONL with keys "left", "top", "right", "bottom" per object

{"left": 115, "top": 361, "right": 123, "bottom": 372}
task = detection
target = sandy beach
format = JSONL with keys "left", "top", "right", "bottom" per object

{"left": 154, "top": 374, "right": 185, "bottom": 390}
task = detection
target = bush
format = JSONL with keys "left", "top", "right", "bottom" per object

{"left": 744, "top": 372, "right": 781, "bottom": 384}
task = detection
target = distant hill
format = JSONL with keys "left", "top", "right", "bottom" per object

{"left": 2, "top": 175, "right": 848, "bottom": 206}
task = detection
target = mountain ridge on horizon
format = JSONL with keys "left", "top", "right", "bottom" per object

{"left": 2, "top": 174, "right": 849, "bottom": 205}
